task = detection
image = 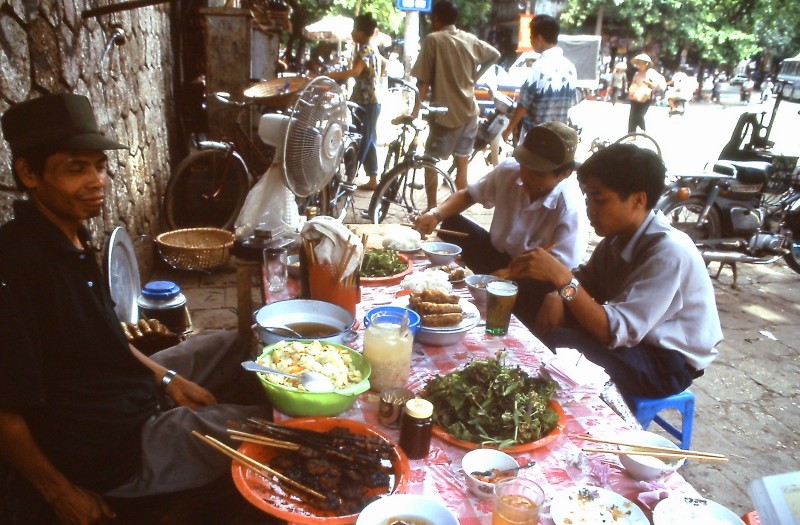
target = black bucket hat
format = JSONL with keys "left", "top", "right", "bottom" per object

{"left": 1, "top": 93, "right": 127, "bottom": 155}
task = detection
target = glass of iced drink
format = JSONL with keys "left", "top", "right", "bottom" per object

{"left": 492, "top": 477, "right": 545, "bottom": 525}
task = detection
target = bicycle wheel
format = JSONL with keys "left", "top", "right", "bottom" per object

{"left": 165, "top": 148, "right": 250, "bottom": 230}
{"left": 368, "top": 161, "right": 455, "bottom": 224}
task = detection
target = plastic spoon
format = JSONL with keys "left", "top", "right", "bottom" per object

{"left": 241, "top": 361, "right": 335, "bottom": 393}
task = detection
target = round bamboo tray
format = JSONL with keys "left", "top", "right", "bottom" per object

{"left": 156, "top": 228, "right": 234, "bottom": 271}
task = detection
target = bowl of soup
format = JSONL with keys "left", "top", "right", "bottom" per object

{"left": 356, "top": 494, "right": 458, "bottom": 525}
{"left": 421, "top": 241, "right": 462, "bottom": 266}
{"left": 253, "top": 299, "right": 356, "bottom": 345}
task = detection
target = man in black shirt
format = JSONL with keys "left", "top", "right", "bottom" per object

{"left": 0, "top": 94, "right": 270, "bottom": 524}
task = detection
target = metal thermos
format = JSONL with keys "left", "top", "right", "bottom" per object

{"left": 137, "top": 281, "right": 191, "bottom": 334}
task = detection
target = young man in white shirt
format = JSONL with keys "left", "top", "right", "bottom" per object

{"left": 509, "top": 143, "right": 722, "bottom": 398}
{"left": 414, "top": 121, "right": 589, "bottom": 329}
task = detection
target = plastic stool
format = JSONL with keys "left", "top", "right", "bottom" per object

{"left": 627, "top": 389, "right": 695, "bottom": 450}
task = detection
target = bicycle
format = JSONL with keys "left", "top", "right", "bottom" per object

{"left": 164, "top": 84, "right": 362, "bottom": 230}
{"left": 164, "top": 93, "right": 271, "bottom": 231}
{"left": 365, "top": 105, "right": 457, "bottom": 224}
{"left": 366, "top": 77, "right": 503, "bottom": 224}
{"left": 589, "top": 132, "right": 662, "bottom": 158}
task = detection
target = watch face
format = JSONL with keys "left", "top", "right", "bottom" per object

{"left": 562, "top": 285, "right": 578, "bottom": 300}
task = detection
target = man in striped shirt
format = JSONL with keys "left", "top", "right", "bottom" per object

{"left": 503, "top": 14, "right": 578, "bottom": 143}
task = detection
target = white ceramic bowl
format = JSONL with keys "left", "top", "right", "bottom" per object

{"left": 618, "top": 430, "right": 686, "bottom": 481}
{"left": 356, "top": 494, "right": 458, "bottom": 525}
{"left": 421, "top": 241, "right": 462, "bottom": 266}
{"left": 465, "top": 274, "right": 499, "bottom": 306}
{"left": 461, "top": 449, "right": 519, "bottom": 500}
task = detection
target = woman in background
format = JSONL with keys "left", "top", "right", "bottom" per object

{"left": 627, "top": 53, "right": 664, "bottom": 133}
{"left": 326, "top": 13, "right": 383, "bottom": 191}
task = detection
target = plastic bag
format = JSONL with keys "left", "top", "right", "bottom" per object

{"left": 234, "top": 165, "right": 287, "bottom": 239}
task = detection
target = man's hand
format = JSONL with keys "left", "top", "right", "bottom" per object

{"left": 492, "top": 267, "right": 512, "bottom": 280}
{"left": 166, "top": 374, "right": 217, "bottom": 409}
{"left": 413, "top": 212, "right": 439, "bottom": 236}
{"left": 507, "top": 247, "right": 570, "bottom": 284}
{"left": 533, "top": 292, "right": 565, "bottom": 337}
{"left": 50, "top": 484, "right": 116, "bottom": 525}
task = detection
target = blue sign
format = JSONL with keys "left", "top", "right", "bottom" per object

{"left": 396, "top": 0, "right": 432, "bottom": 12}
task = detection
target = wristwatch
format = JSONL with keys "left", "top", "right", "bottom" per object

{"left": 559, "top": 278, "right": 580, "bottom": 301}
{"left": 429, "top": 208, "right": 444, "bottom": 222}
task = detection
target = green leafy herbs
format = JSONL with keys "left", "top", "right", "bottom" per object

{"left": 420, "top": 352, "right": 558, "bottom": 449}
{"left": 360, "top": 249, "right": 408, "bottom": 278}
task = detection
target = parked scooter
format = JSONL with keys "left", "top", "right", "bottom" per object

{"left": 656, "top": 82, "right": 800, "bottom": 281}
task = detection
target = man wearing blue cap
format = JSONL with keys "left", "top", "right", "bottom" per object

{"left": 0, "top": 94, "right": 270, "bottom": 524}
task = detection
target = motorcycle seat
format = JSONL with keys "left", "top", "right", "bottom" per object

{"left": 712, "top": 160, "right": 773, "bottom": 185}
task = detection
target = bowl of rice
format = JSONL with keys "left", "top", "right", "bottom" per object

{"left": 255, "top": 340, "right": 371, "bottom": 416}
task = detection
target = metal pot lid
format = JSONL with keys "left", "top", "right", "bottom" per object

{"left": 105, "top": 226, "right": 141, "bottom": 324}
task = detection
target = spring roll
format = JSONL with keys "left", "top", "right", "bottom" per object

{"left": 416, "top": 302, "right": 463, "bottom": 315}
{"left": 422, "top": 313, "right": 463, "bottom": 327}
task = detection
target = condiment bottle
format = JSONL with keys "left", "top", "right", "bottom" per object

{"left": 399, "top": 398, "right": 433, "bottom": 459}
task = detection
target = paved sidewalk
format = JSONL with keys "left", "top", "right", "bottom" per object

{"left": 154, "top": 142, "right": 800, "bottom": 519}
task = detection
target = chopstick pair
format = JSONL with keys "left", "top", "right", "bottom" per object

{"left": 191, "top": 431, "right": 326, "bottom": 499}
{"left": 577, "top": 434, "right": 729, "bottom": 463}
{"left": 400, "top": 223, "right": 469, "bottom": 238}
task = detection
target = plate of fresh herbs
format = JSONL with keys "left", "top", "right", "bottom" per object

{"left": 360, "top": 249, "right": 413, "bottom": 286}
{"left": 420, "top": 353, "right": 565, "bottom": 452}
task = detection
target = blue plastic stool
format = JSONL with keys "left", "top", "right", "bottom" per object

{"left": 626, "top": 389, "right": 695, "bottom": 450}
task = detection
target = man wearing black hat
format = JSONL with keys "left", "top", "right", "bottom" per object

{"left": 0, "top": 94, "right": 270, "bottom": 524}
{"left": 413, "top": 121, "right": 589, "bottom": 328}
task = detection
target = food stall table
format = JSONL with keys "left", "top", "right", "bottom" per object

{"left": 257, "top": 248, "right": 703, "bottom": 524}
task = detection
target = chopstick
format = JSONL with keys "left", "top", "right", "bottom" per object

{"left": 577, "top": 434, "right": 727, "bottom": 460}
{"left": 228, "top": 429, "right": 300, "bottom": 450}
{"left": 191, "top": 431, "right": 327, "bottom": 499}
{"left": 400, "top": 223, "right": 469, "bottom": 238}
{"left": 581, "top": 447, "right": 729, "bottom": 463}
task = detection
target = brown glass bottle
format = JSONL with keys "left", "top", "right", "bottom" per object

{"left": 398, "top": 398, "right": 433, "bottom": 460}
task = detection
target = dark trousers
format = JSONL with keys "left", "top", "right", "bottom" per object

{"left": 542, "top": 327, "right": 700, "bottom": 398}
{"left": 439, "top": 215, "right": 555, "bottom": 330}
{"left": 358, "top": 103, "right": 380, "bottom": 176}
{"left": 628, "top": 100, "right": 650, "bottom": 133}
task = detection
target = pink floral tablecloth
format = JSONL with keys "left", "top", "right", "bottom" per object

{"left": 265, "top": 254, "right": 701, "bottom": 524}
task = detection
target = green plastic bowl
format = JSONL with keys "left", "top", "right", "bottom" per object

{"left": 256, "top": 341, "right": 371, "bottom": 417}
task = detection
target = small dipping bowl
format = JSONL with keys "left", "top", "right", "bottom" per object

{"left": 364, "top": 305, "right": 421, "bottom": 336}
{"left": 465, "top": 274, "right": 500, "bottom": 306}
{"left": 461, "top": 448, "right": 519, "bottom": 500}
{"left": 421, "top": 241, "right": 462, "bottom": 266}
{"left": 618, "top": 430, "right": 686, "bottom": 481}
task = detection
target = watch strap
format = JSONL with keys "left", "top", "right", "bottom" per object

{"left": 160, "top": 369, "right": 177, "bottom": 392}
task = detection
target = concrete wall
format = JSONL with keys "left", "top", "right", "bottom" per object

{"left": 0, "top": 0, "right": 175, "bottom": 275}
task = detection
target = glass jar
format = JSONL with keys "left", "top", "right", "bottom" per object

{"left": 362, "top": 311, "right": 413, "bottom": 392}
{"left": 399, "top": 398, "right": 433, "bottom": 460}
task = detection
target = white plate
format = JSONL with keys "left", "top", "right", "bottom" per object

{"left": 392, "top": 297, "right": 480, "bottom": 332}
{"left": 653, "top": 495, "right": 745, "bottom": 524}
{"left": 105, "top": 226, "right": 140, "bottom": 324}
{"left": 550, "top": 486, "right": 649, "bottom": 525}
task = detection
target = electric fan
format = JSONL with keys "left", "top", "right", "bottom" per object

{"left": 258, "top": 76, "right": 347, "bottom": 198}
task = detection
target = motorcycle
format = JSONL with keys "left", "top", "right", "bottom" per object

{"left": 656, "top": 81, "right": 800, "bottom": 281}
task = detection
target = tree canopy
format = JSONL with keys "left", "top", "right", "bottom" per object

{"left": 561, "top": 0, "right": 800, "bottom": 70}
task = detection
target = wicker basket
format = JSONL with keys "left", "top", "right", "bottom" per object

{"left": 156, "top": 228, "right": 234, "bottom": 271}
{"left": 243, "top": 76, "right": 308, "bottom": 108}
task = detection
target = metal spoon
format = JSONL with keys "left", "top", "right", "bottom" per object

{"left": 473, "top": 460, "right": 537, "bottom": 481}
{"left": 261, "top": 325, "right": 304, "bottom": 338}
{"left": 241, "top": 361, "right": 335, "bottom": 393}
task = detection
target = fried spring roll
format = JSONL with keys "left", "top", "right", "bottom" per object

{"left": 415, "top": 289, "right": 460, "bottom": 304}
{"left": 422, "top": 313, "right": 463, "bottom": 327}
{"left": 417, "top": 302, "right": 463, "bottom": 315}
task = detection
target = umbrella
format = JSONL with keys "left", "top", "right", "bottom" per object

{"left": 303, "top": 15, "right": 353, "bottom": 42}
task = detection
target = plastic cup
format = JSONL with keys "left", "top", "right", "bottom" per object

{"left": 492, "top": 477, "right": 545, "bottom": 525}
{"left": 486, "top": 280, "right": 518, "bottom": 335}
{"left": 263, "top": 247, "right": 288, "bottom": 292}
